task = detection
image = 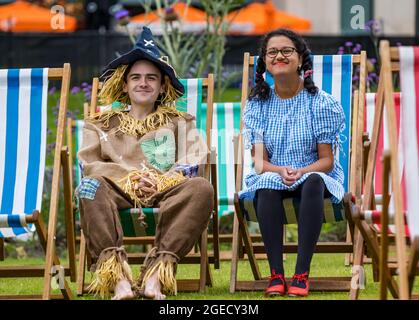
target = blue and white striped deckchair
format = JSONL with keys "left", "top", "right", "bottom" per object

{"left": 75, "top": 75, "right": 215, "bottom": 295}
{"left": 230, "top": 52, "right": 367, "bottom": 297}
{"left": 0, "top": 65, "right": 74, "bottom": 300}
{"left": 0, "top": 69, "right": 47, "bottom": 238}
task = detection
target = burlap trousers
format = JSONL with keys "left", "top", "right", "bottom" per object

{"left": 78, "top": 175, "right": 214, "bottom": 296}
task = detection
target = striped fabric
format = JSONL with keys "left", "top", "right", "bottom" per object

{"left": 399, "top": 46, "right": 419, "bottom": 240}
{"left": 363, "top": 209, "right": 410, "bottom": 237}
{"left": 119, "top": 207, "right": 159, "bottom": 237}
{"left": 77, "top": 78, "right": 207, "bottom": 235}
{"left": 0, "top": 68, "right": 48, "bottom": 238}
{"left": 211, "top": 102, "right": 241, "bottom": 216}
{"left": 364, "top": 93, "right": 402, "bottom": 200}
{"left": 241, "top": 55, "right": 353, "bottom": 224}
{"left": 75, "top": 120, "right": 84, "bottom": 187}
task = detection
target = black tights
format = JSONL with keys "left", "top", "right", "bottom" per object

{"left": 256, "top": 174, "right": 331, "bottom": 275}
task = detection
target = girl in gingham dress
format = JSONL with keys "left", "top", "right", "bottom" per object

{"left": 240, "top": 29, "right": 345, "bottom": 297}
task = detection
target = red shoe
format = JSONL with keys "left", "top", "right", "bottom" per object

{"left": 288, "top": 272, "right": 309, "bottom": 297}
{"left": 265, "top": 270, "right": 286, "bottom": 297}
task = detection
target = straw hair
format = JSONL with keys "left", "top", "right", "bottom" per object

{"left": 98, "top": 64, "right": 183, "bottom": 108}
{"left": 118, "top": 164, "right": 186, "bottom": 207}
{"left": 99, "top": 65, "right": 130, "bottom": 107}
{"left": 88, "top": 105, "right": 186, "bottom": 137}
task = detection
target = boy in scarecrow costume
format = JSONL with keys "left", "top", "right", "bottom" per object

{"left": 77, "top": 27, "right": 214, "bottom": 300}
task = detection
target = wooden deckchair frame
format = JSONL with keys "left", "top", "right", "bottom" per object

{"left": 229, "top": 52, "right": 367, "bottom": 299}
{"left": 72, "top": 75, "right": 219, "bottom": 296}
{"left": 0, "top": 64, "right": 76, "bottom": 300}
{"left": 352, "top": 40, "right": 418, "bottom": 300}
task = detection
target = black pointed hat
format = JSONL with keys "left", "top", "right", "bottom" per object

{"left": 103, "top": 26, "right": 184, "bottom": 96}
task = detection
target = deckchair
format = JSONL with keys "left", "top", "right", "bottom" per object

{"left": 230, "top": 52, "right": 367, "bottom": 299}
{"left": 353, "top": 41, "right": 419, "bottom": 299}
{"left": 0, "top": 64, "right": 75, "bottom": 300}
{"left": 73, "top": 75, "right": 216, "bottom": 296}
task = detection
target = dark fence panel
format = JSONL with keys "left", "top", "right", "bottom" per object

{"left": 1, "top": 30, "right": 418, "bottom": 84}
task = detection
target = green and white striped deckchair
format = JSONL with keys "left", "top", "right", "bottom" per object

{"left": 74, "top": 75, "right": 215, "bottom": 295}
{"left": 211, "top": 102, "right": 241, "bottom": 217}
{"left": 0, "top": 65, "right": 74, "bottom": 300}
{"left": 230, "top": 52, "right": 368, "bottom": 298}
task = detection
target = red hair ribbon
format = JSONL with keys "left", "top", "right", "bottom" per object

{"left": 304, "top": 70, "right": 313, "bottom": 78}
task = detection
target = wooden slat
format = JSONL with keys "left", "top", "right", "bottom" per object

{"left": 381, "top": 41, "right": 409, "bottom": 299}
{"left": 0, "top": 294, "right": 65, "bottom": 300}
{"left": 81, "top": 279, "right": 202, "bottom": 294}
{"left": 235, "top": 277, "right": 352, "bottom": 292}
{"left": 126, "top": 253, "right": 216, "bottom": 265}
{"left": 0, "top": 266, "right": 72, "bottom": 278}
{"left": 355, "top": 51, "right": 367, "bottom": 202}
{"left": 43, "top": 62, "right": 73, "bottom": 300}
{"left": 248, "top": 242, "right": 354, "bottom": 254}
{"left": 0, "top": 238, "right": 4, "bottom": 261}
{"left": 204, "top": 74, "right": 214, "bottom": 181}
{"left": 77, "top": 231, "right": 87, "bottom": 296}
{"left": 89, "top": 77, "right": 99, "bottom": 116}
{"left": 61, "top": 146, "right": 77, "bottom": 282}
{"left": 48, "top": 68, "right": 63, "bottom": 79}
{"left": 350, "top": 90, "right": 359, "bottom": 196}
{"left": 391, "top": 62, "right": 400, "bottom": 71}
{"left": 380, "top": 151, "right": 391, "bottom": 299}
{"left": 390, "top": 47, "right": 400, "bottom": 60}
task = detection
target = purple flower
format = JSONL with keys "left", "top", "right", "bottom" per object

{"left": 165, "top": 7, "right": 175, "bottom": 14}
{"left": 345, "top": 41, "right": 353, "bottom": 47}
{"left": 368, "top": 58, "right": 377, "bottom": 64}
{"left": 114, "top": 9, "right": 129, "bottom": 20}
{"left": 352, "top": 47, "right": 360, "bottom": 54}
{"left": 365, "top": 19, "right": 381, "bottom": 34}
{"left": 352, "top": 75, "right": 359, "bottom": 82}
{"left": 48, "top": 86, "right": 56, "bottom": 95}
{"left": 372, "top": 22, "right": 381, "bottom": 34}
{"left": 81, "top": 82, "right": 89, "bottom": 88}
{"left": 71, "top": 86, "right": 80, "bottom": 95}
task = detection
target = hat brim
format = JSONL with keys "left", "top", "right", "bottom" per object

{"left": 103, "top": 48, "right": 184, "bottom": 96}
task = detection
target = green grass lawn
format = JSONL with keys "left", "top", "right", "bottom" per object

{"left": 1, "top": 252, "right": 417, "bottom": 300}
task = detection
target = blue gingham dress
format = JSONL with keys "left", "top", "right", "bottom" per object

{"left": 239, "top": 88, "right": 345, "bottom": 204}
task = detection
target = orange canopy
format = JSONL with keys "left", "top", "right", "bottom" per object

{"left": 0, "top": 1, "right": 77, "bottom": 32}
{"left": 226, "top": 0, "right": 311, "bottom": 35}
{"left": 132, "top": 2, "right": 207, "bottom": 23}
{"left": 131, "top": 2, "right": 207, "bottom": 34}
